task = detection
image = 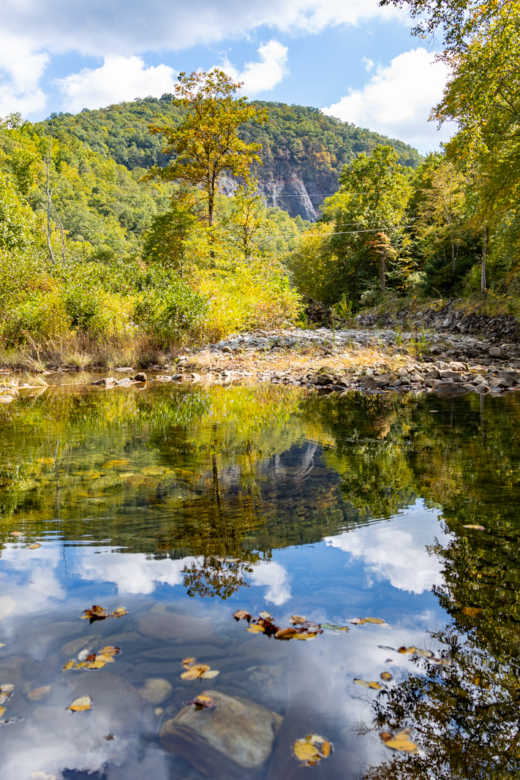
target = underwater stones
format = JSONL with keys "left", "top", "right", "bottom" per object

{"left": 132, "top": 372, "right": 147, "bottom": 382}
{"left": 137, "top": 611, "right": 222, "bottom": 645}
{"left": 90, "top": 377, "right": 118, "bottom": 387}
{"left": 138, "top": 677, "right": 173, "bottom": 704}
{"left": 160, "top": 690, "right": 282, "bottom": 779}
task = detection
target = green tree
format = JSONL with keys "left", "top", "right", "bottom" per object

{"left": 147, "top": 70, "right": 267, "bottom": 228}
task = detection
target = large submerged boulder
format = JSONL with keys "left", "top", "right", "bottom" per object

{"left": 160, "top": 690, "right": 282, "bottom": 779}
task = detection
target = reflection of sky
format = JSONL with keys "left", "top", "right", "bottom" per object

{"left": 0, "top": 501, "right": 451, "bottom": 780}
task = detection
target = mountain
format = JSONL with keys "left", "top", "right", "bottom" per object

{"left": 40, "top": 98, "right": 422, "bottom": 222}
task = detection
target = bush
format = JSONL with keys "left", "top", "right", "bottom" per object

{"left": 0, "top": 288, "right": 71, "bottom": 345}
{"left": 135, "top": 278, "right": 209, "bottom": 346}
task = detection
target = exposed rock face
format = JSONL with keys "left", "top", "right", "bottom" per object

{"left": 160, "top": 690, "right": 282, "bottom": 779}
{"left": 220, "top": 173, "right": 319, "bottom": 222}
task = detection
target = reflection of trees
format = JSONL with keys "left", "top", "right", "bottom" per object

{"left": 182, "top": 554, "right": 263, "bottom": 599}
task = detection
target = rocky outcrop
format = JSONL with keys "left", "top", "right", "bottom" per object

{"left": 356, "top": 300, "right": 520, "bottom": 342}
{"left": 220, "top": 173, "right": 320, "bottom": 222}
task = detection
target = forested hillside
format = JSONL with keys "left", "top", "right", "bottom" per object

{"left": 40, "top": 98, "right": 422, "bottom": 220}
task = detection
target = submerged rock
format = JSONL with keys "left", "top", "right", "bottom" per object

{"left": 138, "top": 677, "right": 173, "bottom": 704}
{"left": 90, "top": 377, "right": 118, "bottom": 387}
{"left": 137, "top": 610, "right": 222, "bottom": 645}
{"left": 160, "top": 690, "right": 282, "bottom": 779}
{"left": 132, "top": 372, "right": 147, "bottom": 382}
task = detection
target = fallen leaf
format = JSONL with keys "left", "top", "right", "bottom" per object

{"left": 83, "top": 659, "right": 106, "bottom": 670}
{"left": 259, "top": 611, "right": 272, "bottom": 619}
{"left": 321, "top": 623, "right": 349, "bottom": 632}
{"left": 182, "top": 657, "right": 196, "bottom": 665}
{"left": 364, "top": 617, "right": 386, "bottom": 625}
{"left": 200, "top": 670, "right": 219, "bottom": 679}
{"left": 81, "top": 605, "right": 128, "bottom": 623}
{"left": 380, "top": 672, "right": 393, "bottom": 681}
{"left": 461, "top": 607, "right": 483, "bottom": 617}
{"left": 62, "top": 660, "right": 76, "bottom": 671}
{"left": 398, "top": 646, "right": 417, "bottom": 655}
{"left": 67, "top": 695, "right": 92, "bottom": 712}
{"left": 233, "top": 610, "right": 251, "bottom": 622}
{"left": 354, "top": 679, "right": 382, "bottom": 690}
{"left": 275, "top": 627, "right": 299, "bottom": 640}
{"left": 0, "top": 688, "right": 13, "bottom": 705}
{"left": 183, "top": 694, "right": 218, "bottom": 710}
{"left": 381, "top": 728, "right": 419, "bottom": 753}
{"left": 97, "top": 645, "right": 120, "bottom": 657}
{"left": 102, "top": 459, "right": 129, "bottom": 469}
{"left": 28, "top": 544, "right": 41, "bottom": 550}
{"left": 0, "top": 707, "right": 4, "bottom": 718}
{"left": 110, "top": 607, "right": 128, "bottom": 618}
{"left": 246, "top": 624, "right": 265, "bottom": 634}
{"left": 463, "top": 525, "right": 485, "bottom": 531}
{"left": 290, "top": 615, "right": 306, "bottom": 625}
{"left": 155, "top": 708, "right": 164, "bottom": 716}
{"left": 10, "top": 532, "right": 23, "bottom": 537}
{"left": 348, "top": 618, "right": 366, "bottom": 625}
{"left": 292, "top": 633, "right": 317, "bottom": 640}
{"left": 27, "top": 686, "right": 51, "bottom": 701}
{"left": 293, "top": 734, "right": 333, "bottom": 767}
{"left": 429, "top": 656, "right": 452, "bottom": 667}
{"left": 416, "top": 649, "right": 434, "bottom": 658}
{"left": 105, "top": 734, "right": 115, "bottom": 740}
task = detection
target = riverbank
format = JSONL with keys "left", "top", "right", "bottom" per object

{"left": 3, "top": 326, "right": 520, "bottom": 402}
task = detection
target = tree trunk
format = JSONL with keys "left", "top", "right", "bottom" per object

{"left": 381, "top": 249, "right": 386, "bottom": 294}
{"left": 481, "top": 225, "right": 488, "bottom": 293}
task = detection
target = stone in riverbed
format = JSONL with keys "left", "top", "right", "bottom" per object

{"left": 489, "top": 346, "right": 502, "bottom": 358}
{"left": 160, "top": 690, "right": 282, "bottom": 780}
{"left": 138, "top": 677, "right": 173, "bottom": 704}
{"left": 90, "top": 377, "right": 118, "bottom": 387}
{"left": 137, "top": 610, "right": 223, "bottom": 645}
{"left": 132, "top": 372, "right": 147, "bottom": 382}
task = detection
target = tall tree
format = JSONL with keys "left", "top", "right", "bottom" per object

{"left": 147, "top": 70, "right": 267, "bottom": 229}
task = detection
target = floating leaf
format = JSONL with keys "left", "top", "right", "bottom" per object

{"left": 275, "top": 627, "right": 299, "bottom": 640}
{"left": 27, "top": 686, "right": 51, "bottom": 701}
{"left": 233, "top": 610, "right": 251, "bottom": 622}
{"left": 102, "top": 459, "right": 129, "bottom": 469}
{"left": 62, "top": 660, "right": 76, "bottom": 671}
{"left": 293, "top": 734, "right": 333, "bottom": 767}
{"left": 461, "top": 607, "right": 483, "bottom": 617}
{"left": 67, "top": 695, "right": 92, "bottom": 712}
{"left": 290, "top": 615, "right": 306, "bottom": 625}
{"left": 348, "top": 618, "right": 366, "bottom": 625}
{"left": 259, "top": 611, "right": 272, "bottom": 619}
{"left": 378, "top": 645, "right": 396, "bottom": 652}
{"left": 354, "top": 678, "right": 382, "bottom": 689}
{"left": 97, "top": 645, "right": 120, "bottom": 657}
{"left": 293, "top": 633, "right": 318, "bottom": 640}
{"left": 28, "top": 544, "right": 41, "bottom": 550}
{"left": 429, "top": 656, "right": 452, "bottom": 667}
{"left": 398, "top": 646, "right": 417, "bottom": 655}
{"left": 10, "top": 532, "right": 22, "bottom": 537}
{"left": 0, "top": 707, "right": 4, "bottom": 718}
{"left": 182, "top": 657, "right": 196, "bottom": 665}
{"left": 463, "top": 525, "right": 485, "bottom": 531}
{"left": 0, "top": 686, "right": 13, "bottom": 705}
{"left": 380, "top": 672, "right": 393, "bottom": 681}
{"left": 200, "top": 670, "right": 219, "bottom": 679}
{"left": 180, "top": 658, "right": 218, "bottom": 680}
{"left": 183, "top": 694, "right": 218, "bottom": 710}
{"left": 246, "top": 624, "right": 265, "bottom": 634}
{"left": 365, "top": 617, "right": 386, "bottom": 625}
{"left": 321, "top": 623, "right": 349, "bottom": 632}
{"left": 381, "top": 728, "right": 419, "bottom": 754}
{"left": 81, "top": 605, "right": 128, "bottom": 623}
{"left": 416, "top": 649, "right": 434, "bottom": 659}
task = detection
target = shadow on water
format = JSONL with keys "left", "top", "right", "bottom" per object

{"left": 0, "top": 384, "right": 519, "bottom": 778}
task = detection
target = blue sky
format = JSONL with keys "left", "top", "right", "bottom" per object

{"left": 0, "top": 0, "right": 454, "bottom": 153}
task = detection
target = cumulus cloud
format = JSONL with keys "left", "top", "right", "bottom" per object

{"left": 77, "top": 550, "right": 200, "bottom": 595}
{"left": 322, "top": 48, "right": 453, "bottom": 153}
{"left": 58, "top": 55, "right": 177, "bottom": 113}
{"left": 249, "top": 560, "right": 291, "bottom": 605}
{"left": 325, "top": 503, "right": 450, "bottom": 594}
{"left": 220, "top": 40, "right": 289, "bottom": 96}
{"left": 0, "top": 31, "right": 48, "bottom": 116}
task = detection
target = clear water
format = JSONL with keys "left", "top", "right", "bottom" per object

{"left": 0, "top": 383, "right": 518, "bottom": 780}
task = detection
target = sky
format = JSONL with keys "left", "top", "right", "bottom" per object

{"left": 0, "top": 0, "right": 454, "bottom": 154}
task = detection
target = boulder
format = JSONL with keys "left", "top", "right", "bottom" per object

{"left": 132, "top": 372, "right": 147, "bottom": 382}
{"left": 90, "top": 377, "right": 117, "bottom": 387}
{"left": 160, "top": 690, "right": 282, "bottom": 780}
{"left": 489, "top": 346, "right": 502, "bottom": 358}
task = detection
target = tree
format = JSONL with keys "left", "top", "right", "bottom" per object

{"left": 147, "top": 70, "right": 267, "bottom": 229}
{"left": 320, "top": 144, "right": 412, "bottom": 304}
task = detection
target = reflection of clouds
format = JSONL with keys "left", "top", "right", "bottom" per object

{"left": 249, "top": 560, "right": 291, "bottom": 605}
{"left": 77, "top": 551, "right": 200, "bottom": 595}
{"left": 325, "top": 503, "right": 449, "bottom": 594}
{"left": 0, "top": 544, "right": 65, "bottom": 613}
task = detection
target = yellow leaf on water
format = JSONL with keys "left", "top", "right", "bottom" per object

{"left": 27, "top": 686, "right": 51, "bottom": 701}
{"left": 292, "top": 632, "right": 317, "bottom": 640}
{"left": 62, "top": 660, "right": 76, "bottom": 671}
{"left": 293, "top": 734, "right": 333, "bottom": 766}
{"left": 0, "top": 707, "right": 4, "bottom": 718}
{"left": 110, "top": 607, "right": 128, "bottom": 618}
{"left": 28, "top": 544, "right": 41, "bottom": 550}
{"left": 200, "top": 670, "right": 219, "bottom": 679}
{"left": 354, "top": 678, "right": 370, "bottom": 687}
{"left": 365, "top": 617, "right": 386, "bottom": 625}
{"left": 84, "top": 659, "right": 106, "bottom": 670}
{"left": 181, "top": 663, "right": 210, "bottom": 680}
{"left": 381, "top": 672, "right": 393, "bottom": 681}
{"left": 97, "top": 646, "right": 120, "bottom": 657}
{"left": 68, "top": 695, "right": 92, "bottom": 712}
{"left": 368, "top": 681, "right": 383, "bottom": 690}
{"left": 102, "top": 459, "right": 129, "bottom": 469}
{"left": 398, "top": 646, "right": 417, "bottom": 655}
{"left": 416, "top": 649, "right": 434, "bottom": 658}
{"left": 96, "top": 654, "right": 115, "bottom": 664}
{"left": 246, "top": 624, "right": 265, "bottom": 633}
{"left": 290, "top": 615, "right": 306, "bottom": 624}
{"left": 259, "top": 611, "right": 272, "bottom": 619}
{"left": 182, "top": 657, "right": 196, "bottom": 666}
{"left": 349, "top": 618, "right": 366, "bottom": 625}
{"left": 354, "top": 678, "right": 382, "bottom": 689}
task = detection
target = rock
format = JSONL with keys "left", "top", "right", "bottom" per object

{"left": 70, "top": 671, "right": 142, "bottom": 731}
{"left": 116, "top": 377, "right": 132, "bottom": 387}
{"left": 138, "top": 678, "right": 173, "bottom": 704}
{"left": 425, "top": 369, "right": 441, "bottom": 380}
{"left": 137, "top": 611, "right": 223, "bottom": 645}
{"left": 114, "top": 367, "right": 134, "bottom": 372}
{"left": 155, "top": 375, "right": 173, "bottom": 383}
{"left": 221, "top": 346, "right": 233, "bottom": 353}
{"left": 189, "top": 373, "right": 203, "bottom": 382}
{"left": 316, "top": 375, "right": 333, "bottom": 386}
{"left": 439, "top": 370, "right": 462, "bottom": 381}
{"left": 435, "top": 382, "right": 468, "bottom": 396}
{"left": 90, "top": 377, "right": 117, "bottom": 387}
{"left": 61, "top": 634, "right": 101, "bottom": 657}
{"left": 489, "top": 346, "right": 502, "bottom": 358}
{"left": 473, "top": 384, "right": 489, "bottom": 394}
{"left": 132, "top": 372, "right": 147, "bottom": 382}
{"left": 489, "top": 377, "right": 509, "bottom": 389}
{"left": 160, "top": 690, "right": 282, "bottom": 779}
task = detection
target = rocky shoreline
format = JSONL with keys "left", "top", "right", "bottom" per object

{"left": 3, "top": 327, "right": 520, "bottom": 400}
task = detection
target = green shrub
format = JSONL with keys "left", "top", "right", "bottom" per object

{"left": 135, "top": 279, "right": 209, "bottom": 346}
{"left": 0, "top": 289, "right": 70, "bottom": 345}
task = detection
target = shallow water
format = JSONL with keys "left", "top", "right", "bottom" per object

{"left": 0, "top": 383, "right": 518, "bottom": 779}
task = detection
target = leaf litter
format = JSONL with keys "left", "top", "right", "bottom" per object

{"left": 233, "top": 610, "right": 348, "bottom": 641}
{"left": 63, "top": 645, "right": 120, "bottom": 671}
{"left": 183, "top": 693, "right": 218, "bottom": 710}
{"left": 181, "top": 658, "right": 219, "bottom": 680}
{"left": 293, "top": 734, "right": 333, "bottom": 766}
{"left": 81, "top": 605, "right": 128, "bottom": 624}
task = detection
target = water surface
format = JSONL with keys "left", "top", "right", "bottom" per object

{"left": 0, "top": 384, "right": 518, "bottom": 780}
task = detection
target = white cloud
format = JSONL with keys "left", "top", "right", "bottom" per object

{"left": 77, "top": 550, "right": 199, "bottom": 594}
{"left": 220, "top": 40, "right": 289, "bottom": 96}
{"left": 249, "top": 560, "right": 291, "bottom": 605}
{"left": 0, "top": 31, "right": 48, "bottom": 117}
{"left": 322, "top": 48, "right": 453, "bottom": 153}
{"left": 362, "top": 56, "right": 374, "bottom": 72}
{"left": 58, "top": 55, "right": 177, "bottom": 113}
{"left": 325, "top": 503, "right": 450, "bottom": 594}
